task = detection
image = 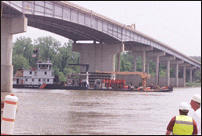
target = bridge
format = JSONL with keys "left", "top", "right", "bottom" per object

{"left": 1, "top": 1, "right": 201, "bottom": 98}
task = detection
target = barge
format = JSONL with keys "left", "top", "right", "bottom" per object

{"left": 13, "top": 61, "right": 173, "bottom": 92}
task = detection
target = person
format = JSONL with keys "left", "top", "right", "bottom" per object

{"left": 166, "top": 102, "right": 198, "bottom": 135}
{"left": 139, "top": 82, "right": 142, "bottom": 87}
{"left": 190, "top": 94, "right": 201, "bottom": 135}
{"left": 149, "top": 83, "right": 154, "bottom": 89}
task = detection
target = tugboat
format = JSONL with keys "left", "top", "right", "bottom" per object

{"left": 13, "top": 59, "right": 55, "bottom": 89}
{"left": 13, "top": 60, "right": 89, "bottom": 90}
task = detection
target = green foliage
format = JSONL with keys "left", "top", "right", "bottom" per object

{"left": 34, "top": 36, "right": 61, "bottom": 62}
{"left": 12, "top": 36, "right": 79, "bottom": 82}
{"left": 186, "top": 81, "right": 201, "bottom": 87}
{"left": 12, "top": 54, "right": 30, "bottom": 73}
{"left": 58, "top": 72, "right": 66, "bottom": 82}
{"left": 12, "top": 36, "right": 201, "bottom": 84}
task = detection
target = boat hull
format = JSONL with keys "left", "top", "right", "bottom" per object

{"left": 13, "top": 84, "right": 88, "bottom": 90}
{"left": 13, "top": 84, "right": 41, "bottom": 89}
{"left": 13, "top": 84, "right": 173, "bottom": 92}
{"left": 88, "top": 88, "right": 173, "bottom": 92}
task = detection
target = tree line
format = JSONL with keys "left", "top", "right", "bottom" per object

{"left": 12, "top": 36, "right": 201, "bottom": 83}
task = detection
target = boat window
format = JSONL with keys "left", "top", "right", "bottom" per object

{"left": 47, "top": 79, "right": 49, "bottom": 82}
{"left": 39, "top": 79, "right": 41, "bottom": 82}
{"left": 26, "top": 79, "right": 28, "bottom": 81}
{"left": 30, "top": 71, "right": 32, "bottom": 74}
{"left": 35, "top": 71, "right": 37, "bottom": 76}
{"left": 32, "top": 79, "right": 34, "bottom": 82}
{"left": 39, "top": 64, "right": 48, "bottom": 69}
{"left": 45, "top": 72, "right": 47, "bottom": 75}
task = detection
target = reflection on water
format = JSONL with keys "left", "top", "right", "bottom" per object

{"left": 12, "top": 87, "right": 201, "bottom": 135}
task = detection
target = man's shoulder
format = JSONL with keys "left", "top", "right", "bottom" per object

{"left": 194, "top": 108, "right": 201, "bottom": 116}
{"left": 195, "top": 108, "right": 201, "bottom": 113}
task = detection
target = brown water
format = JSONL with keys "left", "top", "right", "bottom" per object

{"left": 11, "top": 87, "right": 201, "bottom": 135}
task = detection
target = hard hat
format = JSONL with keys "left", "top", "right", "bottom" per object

{"left": 191, "top": 94, "right": 201, "bottom": 104}
{"left": 179, "top": 102, "right": 190, "bottom": 110}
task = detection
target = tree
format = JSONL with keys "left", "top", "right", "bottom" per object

{"left": 12, "top": 37, "right": 34, "bottom": 66}
{"left": 12, "top": 54, "right": 30, "bottom": 74}
{"left": 34, "top": 36, "right": 61, "bottom": 62}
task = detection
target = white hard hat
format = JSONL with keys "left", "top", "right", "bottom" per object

{"left": 191, "top": 94, "right": 201, "bottom": 104}
{"left": 179, "top": 102, "right": 190, "bottom": 110}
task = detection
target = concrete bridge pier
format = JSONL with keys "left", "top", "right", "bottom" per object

{"left": 72, "top": 43, "right": 124, "bottom": 72}
{"left": 187, "top": 66, "right": 197, "bottom": 83}
{"left": 160, "top": 56, "right": 175, "bottom": 86}
{"left": 127, "top": 52, "right": 137, "bottom": 72}
{"left": 116, "top": 53, "right": 121, "bottom": 72}
{"left": 1, "top": 17, "right": 27, "bottom": 102}
{"left": 128, "top": 45, "right": 153, "bottom": 73}
{"left": 170, "top": 60, "right": 184, "bottom": 87}
{"left": 146, "top": 51, "right": 165, "bottom": 86}
{"left": 179, "top": 63, "right": 191, "bottom": 87}
{"left": 133, "top": 55, "right": 137, "bottom": 72}
{"left": 146, "top": 58, "right": 150, "bottom": 74}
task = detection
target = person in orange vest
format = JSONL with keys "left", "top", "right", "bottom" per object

{"left": 117, "top": 79, "right": 120, "bottom": 89}
{"left": 111, "top": 79, "right": 114, "bottom": 89}
{"left": 123, "top": 79, "right": 125, "bottom": 89}
{"left": 105, "top": 79, "right": 109, "bottom": 88}
{"left": 114, "top": 79, "right": 117, "bottom": 89}
{"left": 103, "top": 79, "right": 105, "bottom": 83}
{"left": 109, "top": 79, "right": 111, "bottom": 88}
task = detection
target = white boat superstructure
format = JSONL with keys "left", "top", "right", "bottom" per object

{"left": 13, "top": 60, "right": 54, "bottom": 85}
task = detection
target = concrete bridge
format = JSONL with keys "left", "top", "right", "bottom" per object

{"left": 1, "top": 1, "right": 201, "bottom": 98}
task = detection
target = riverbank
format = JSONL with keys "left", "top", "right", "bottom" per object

{"left": 173, "top": 86, "right": 201, "bottom": 89}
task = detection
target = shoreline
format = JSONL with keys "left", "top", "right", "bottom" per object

{"left": 173, "top": 86, "right": 201, "bottom": 89}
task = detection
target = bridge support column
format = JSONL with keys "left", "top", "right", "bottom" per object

{"left": 155, "top": 56, "right": 160, "bottom": 86}
{"left": 189, "top": 69, "right": 192, "bottom": 82}
{"left": 128, "top": 52, "right": 137, "bottom": 72}
{"left": 116, "top": 53, "right": 120, "bottom": 72}
{"left": 179, "top": 63, "right": 191, "bottom": 87}
{"left": 160, "top": 56, "right": 175, "bottom": 87}
{"left": 142, "top": 51, "right": 146, "bottom": 73}
{"left": 133, "top": 56, "right": 137, "bottom": 72}
{"left": 146, "top": 58, "right": 150, "bottom": 74}
{"left": 166, "top": 60, "right": 170, "bottom": 87}
{"left": 175, "top": 64, "right": 179, "bottom": 87}
{"left": 186, "top": 66, "right": 196, "bottom": 83}
{"left": 1, "top": 17, "right": 27, "bottom": 102}
{"left": 170, "top": 60, "right": 184, "bottom": 87}
{"left": 72, "top": 43, "right": 124, "bottom": 72}
{"left": 146, "top": 51, "right": 166, "bottom": 86}
{"left": 183, "top": 66, "right": 186, "bottom": 87}
{"left": 128, "top": 45, "right": 153, "bottom": 73}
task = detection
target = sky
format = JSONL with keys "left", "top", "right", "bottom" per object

{"left": 13, "top": 1, "right": 201, "bottom": 56}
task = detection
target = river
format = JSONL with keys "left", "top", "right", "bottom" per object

{"left": 11, "top": 87, "right": 200, "bottom": 135}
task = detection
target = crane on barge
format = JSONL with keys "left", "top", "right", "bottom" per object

{"left": 96, "top": 71, "right": 150, "bottom": 88}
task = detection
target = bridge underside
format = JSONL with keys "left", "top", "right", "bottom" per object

{"left": 26, "top": 14, "right": 121, "bottom": 44}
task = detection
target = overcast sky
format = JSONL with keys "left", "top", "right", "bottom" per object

{"left": 13, "top": 1, "right": 201, "bottom": 56}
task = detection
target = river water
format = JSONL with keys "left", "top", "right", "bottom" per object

{"left": 11, "top": 87, "right": 201, "bottom": 135}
